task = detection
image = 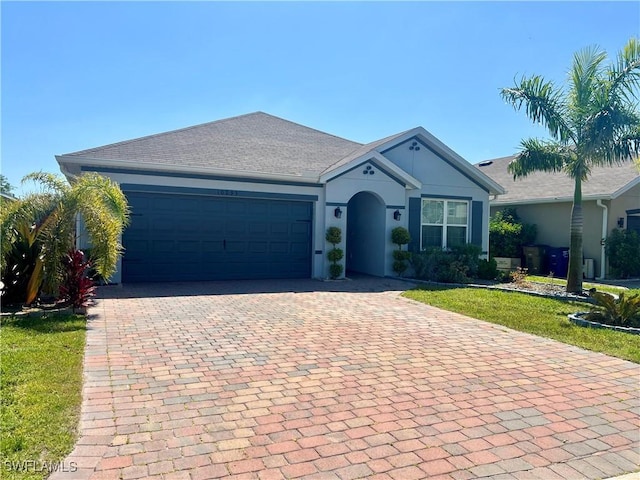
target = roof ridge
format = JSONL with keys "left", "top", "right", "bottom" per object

{"left": 65, "top": 111, "right": 362, "bottom": 157}
{"left": 260, "top": 112, "right": 363, "bottom": 147}
{"left": 65, "top": 111, "right": 267, "bottom": 156}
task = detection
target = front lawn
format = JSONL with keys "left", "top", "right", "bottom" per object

{"left": 0, "top": 314, "right": 86, "bottom": 480}
{"left": 404, "top": 286, "right": 640, "bottom": 363}
{"left": 526, "top": 275, "right": 629, "bottom": 295}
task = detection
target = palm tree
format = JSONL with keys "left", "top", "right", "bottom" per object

{"left": 501, "top": 38, "right": 640, "bottom": 293}
{"left": 1, "top": 172, "right": 129, "bottom": 304}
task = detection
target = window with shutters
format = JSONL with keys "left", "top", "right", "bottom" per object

{"left": 421, "top": 199, "right": 469, "bottom": 249}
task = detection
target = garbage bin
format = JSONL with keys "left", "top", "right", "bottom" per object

{"left": 522, "top": 245, "right": 547, "bottom": 275}
{"left": 546, "top": 247, "right": 570, "bottom": 278}
{"left": 583, "top": 258, "right": 595, "bottom": 279}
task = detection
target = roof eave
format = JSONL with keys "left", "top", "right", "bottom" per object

{"left": 611, "top": 174, "right": 640, "bottom": 199}
{"left": 319, "top": 151, "right": 422, "bottom": 189}
{"left": 490, "top": 194, "right": 617, "bottom": 206}
{"left": 56, "top": 155, "right": 322, "bottom": 184}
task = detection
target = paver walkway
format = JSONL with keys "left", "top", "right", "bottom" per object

{"left": 51, "top": 277, "right": 639, "bottom": 480}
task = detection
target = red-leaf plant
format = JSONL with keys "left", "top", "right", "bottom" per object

{"left": 59, "top": 249, "right": 96, "bottom": 311}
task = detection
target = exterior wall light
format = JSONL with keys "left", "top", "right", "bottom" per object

{"left": 393, "top": 210, "right": 402, "bottom": 221}
{"left": 618, "top": 217, "right": 624, "bottom": 228}
{"left": 334, "top": 207, "right": 343, "bottom": 219}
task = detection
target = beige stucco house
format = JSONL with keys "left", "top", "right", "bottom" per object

{"left": 476, "top": 156, "right": 640, "bottom": 279}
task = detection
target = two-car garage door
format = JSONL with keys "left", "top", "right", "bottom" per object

{"left": 122, "top": 191, "right": 313, "bottom": 282}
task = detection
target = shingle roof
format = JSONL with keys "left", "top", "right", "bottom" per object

{"left": 321, "top": 130, "right": 411, "bottom": 175}
{"left": 476, "top": 155, "right": 640, "bottom": 204}
{"left": 61, "top": 112, "right": 363, "bottom": 177}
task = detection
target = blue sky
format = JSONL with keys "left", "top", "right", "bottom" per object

{"left": 2, "top": 1, "right": 638, "bottom": 195}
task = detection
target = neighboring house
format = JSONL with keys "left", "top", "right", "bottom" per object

{"left": 0, "top": 192, "right": 17, "bottom": 203}
{"left": 476, "top": 155, "right": 640, "bottom": 279}
{"left": 56, "top": 112, "right": 503, "bottom": 283}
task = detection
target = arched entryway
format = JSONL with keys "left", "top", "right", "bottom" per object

{"left": 346, "top": 191, "right": 386, "bottom": 276}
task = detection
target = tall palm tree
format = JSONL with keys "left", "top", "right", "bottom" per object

{"left": 1, "top": 172, "right": 129, "bottom": 304}
{"left": 501, "top": 38, "right": 640, "bottom": 293}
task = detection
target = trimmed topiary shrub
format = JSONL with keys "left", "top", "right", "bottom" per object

{"left": 326, "top": 227, "right": 344, "bottom": 279}
{"left": 391, "top": 227, "right": 411, "bottom": 276}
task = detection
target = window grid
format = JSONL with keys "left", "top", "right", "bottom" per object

{"left": 421, "top": 199, "right": 469, "bottom": 249}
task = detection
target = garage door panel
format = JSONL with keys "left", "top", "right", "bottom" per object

{"left": 249, "top": 223, "right": 269, "bottom": 235}
{"left": 248, "top": 242, "right": 268, "bottom": 253}
{"left": 247, "top": 202, "right": 269, "bottom": 215}
{"left": 290, "top": 242, "right": 310, "bottom": 254}
{"left": 290, "top": 203, "right": 311, "bottom": 217}
{"left": 122, "top": 192, "right": 312, "bottom": 282}
{"left": 227, "top": 201, "right": 248, "bottom": 215}
{"left": 226, "top": 221, "right": 247, "bottom": 235}
{"left": 291, "top": 222, "right": 310, "bottom": 235}
{"left": 270, "top": 223, "right": 289, "bottom": 235}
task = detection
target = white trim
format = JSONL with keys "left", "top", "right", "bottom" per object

{"left": 420, "top": 198, "right": 470, "bottom": 249}
{"left": 319, "top": 151, "right": 422, "bottom": 189}
{"left": 596, "top": 199, "right": 608, "bottom": 280}
{"left": 490, "top": 194, "right": 616, "bottom": 206}
{"left": 610, "top": 175, "right": 640, "bottom": 199}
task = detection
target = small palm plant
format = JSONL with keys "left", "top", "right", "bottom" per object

{"left": 586, "top": 291, "right": 640, "bottom": 328}
{"left": 1, "top": 172, "right": 129, "bottom": 305}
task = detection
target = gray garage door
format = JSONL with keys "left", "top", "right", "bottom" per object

{"left": 122, "top": 191, "right": 312, "bottom": 282}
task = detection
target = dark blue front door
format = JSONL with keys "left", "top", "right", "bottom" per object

{"left": 122, "top": 192, "right": 312, "bottom": 282}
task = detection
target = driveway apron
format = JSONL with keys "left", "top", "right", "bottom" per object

{"left": 51, "top": 278, "right": 639, "bottom": 480}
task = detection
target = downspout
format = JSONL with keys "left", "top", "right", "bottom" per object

{"left": 596, "top": 199, "right": 608, "bottom": 280}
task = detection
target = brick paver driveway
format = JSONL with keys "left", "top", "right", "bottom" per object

{"left": 53, "top": 277, "right": 639, "bottom": 480}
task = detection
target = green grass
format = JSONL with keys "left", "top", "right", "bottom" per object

{"left": 1, "top": 314, "right": 86, "bottom": 480}
{"left": 404, "top": 286, "right": 640, "bottom": 363}
{"left": 526, "top": 275, "right": 628, "bottom": 294}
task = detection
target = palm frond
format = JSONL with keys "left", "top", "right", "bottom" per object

{"left": 507, "top": 139, "right": 571, "bottom": 179}
{"left": 21, "top": 171, "right": 68, "bottom": 193}
{"left": 581, "top": 104, "right": 640, "bottom": 163}
{"left": 71, "top": 174, "right": 130, "bottom": 279}
{"left": 609, "top": 37, "right": 640, "bottom": 103}
{"left": 501, "top": 75, "right": 574, "bottom": 142}
{"left": 569, "top": 44, "right": 607, "bottom": 117}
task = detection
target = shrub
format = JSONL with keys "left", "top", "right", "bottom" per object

{"left": 391, "top": 227, "right": 411, "bottom": 276}
{"left": 329, "top": 264, "right": 344, "bottom": 279}
{"left": 391, "top": 227, "right": 411, "bottom": 246}
{"left": 59, "top": 249, "right": 96, "bottom": 311}
{"left": 586, "top": 291, "right": 640, "bottom": 328}
{"left": 490, "top": 208, "right": 537, "bottom": 258}
{"left": 509, "top": 267, "right": 530, "bottom": 287}
{"left": 606, "top": 229, "right": 640, "bottom": 279}
{"left": 410, "top": 244, "right": 482, "bottom": 283}
{"left": 327, "top": 248, "right": 344, "bottom": 263}
{"left": 477, "top": 258, "right": 499, "bottom": 280}
{"left": 1, "top": 224, "right": 42, "bottom": 306}
{"left": 325, "top": 227, "right": 342, "bottom": 245}
{"left": 326, "top": 227, "right": 343, "bottom": 279}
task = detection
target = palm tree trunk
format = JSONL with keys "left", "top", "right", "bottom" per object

{"left": 566, "top": 177, "right": 583, "bottom": 293}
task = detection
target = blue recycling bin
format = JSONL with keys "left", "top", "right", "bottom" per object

{"left": 546, "top": 247, "right": 570, "bottom": 278}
